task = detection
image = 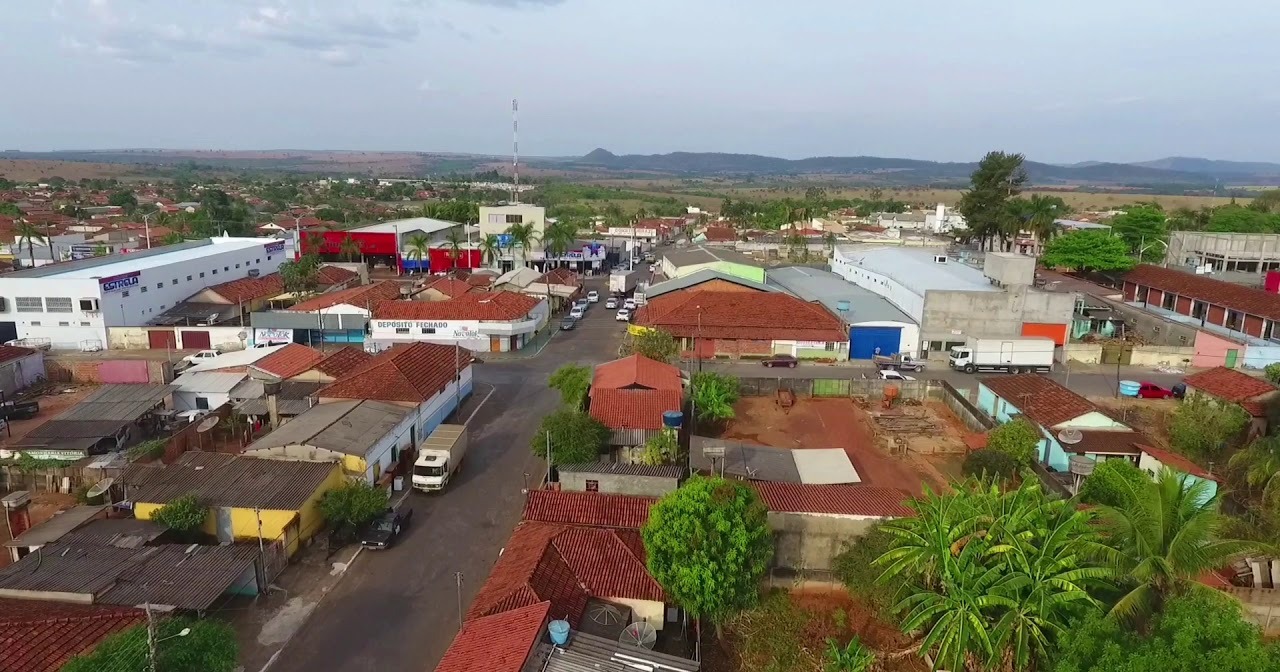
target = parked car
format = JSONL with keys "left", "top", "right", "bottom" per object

{"left": 878, "top": 369, "right": 916, "bottom": 382}
{"left": 177, "top": 409, "right": 210, "bottom": 424}
{"left": 615, "top": 308, "right": 632, "bottom": 322}
{"left": 605, "top": 297, "right": 619, "bottom": 309}
{"left": 179, "top": 350, "right": 220, "bottom": 367}
{"left": 587, "top": 290, "right": 600, "bottom": 303}
{"left": 360, "top": 508, "right": 413, "bottom": 549}
{"left": 623, "top": 298, "right": 637, "bottom": 310}
{"left": 569, "top": 306, "right": 586, "bottom": 320}
{"left": 1136, "top": 382, "right": 1175, "bottom": 399}
{"left": 761, "top": 354, "right": 799, "bottom": 368}
{"left": 253, "top": 341, "right": 289, "bottom": 348}
{"left": 560, "top": 317, "right": 577, "bottom": 331}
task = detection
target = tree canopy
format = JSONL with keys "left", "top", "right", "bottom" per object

{"left": 548, "top": 363, "right": 591, "bottom": 409}
{"left": 621, "top": 328, "right": 680, "bottom": 363}
{"left": 1078, "top": 459, "right": 1150, "bottom": 507}
{"left": 1040, "top": 230, "right": 1136, "bottom": 272}
{"left": 957, "top": 151, "right": 1027, "bottom": 250}
{"left": 642, "top": 477, "right": 773, "bottom": 635}
{"left": 152, "top": 494, "right": 207, "bottom": 539}
{"left": 691, "top": 371, "right": 738, "bottom": 424}
{"left": 985, "top": 417, "right": 1041, "bottom": 464}
{"left": 1169, "top": 393, "right": 1250, "bottom": 459}
{"left": 62, "top": 616, "right": 238, "bottom": 672}
{"left": 532, "top": 409, "right": 610, "bottom": 465}
{"left": 318, "top": 480, "right": 388, "bottom": 531}
{"left": 1107, "top": 206, "right": 1168, "bottom": 261}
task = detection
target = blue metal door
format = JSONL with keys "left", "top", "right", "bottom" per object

{"left": 849, "top": 326, "right": 902, "bottom": 359}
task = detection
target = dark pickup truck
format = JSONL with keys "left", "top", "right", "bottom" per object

{"left": 0, "top": 400, "right": 40, "bottom": 422}
{"left": 359, "top": 507, "right": 413, "bottom": 549}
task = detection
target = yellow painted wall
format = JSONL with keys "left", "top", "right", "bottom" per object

{"left": 134, "top": 463, "right": 344, "bottom": 557}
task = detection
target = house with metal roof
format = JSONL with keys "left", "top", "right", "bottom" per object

{"left": 554, "top": 462, "right": 683, "bottom": 497}
{"left": 769, "top": 266, "right": 919, "bottom": 359}
{"left": 689, "top": 437, "right": 860, "bottom": 484}
{"left": 643, "top": 268, "right": 775, "bottom": 301}
{"left": 170, "top": 371, "right": 245, "bottom": 412}
{"left": 125, "top": 452, "right": 343, "bottom": 557}
{"left": 9, "top": 384, "right": 174, "bottom": 458}
{"left": 659, "top": 245, "right": 765, "bottom": 283}
{"left": 242, "top": 399, "right": 415, "bottom": 484}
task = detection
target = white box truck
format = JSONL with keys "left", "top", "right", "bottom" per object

{"left": 948, "top": 337, "right": 1055, "bottom": 374}
{"left": 412, "top": 424, "right": 468, "bottom": 492}
{"left": 609, "top": 270, "right": 641, "bottom": 295}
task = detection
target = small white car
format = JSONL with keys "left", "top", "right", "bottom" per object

{"left": 623, "top": 298, "right": 637, "bottom": 310}
{"left": 180, "top": 350, "right": 220, "bottom": 366}
{"left": 615, "top": 309, "right": 632, "bottom": 322}
{"left": 605, "top": 297, "right": 619, "bottom": 309}
{"left": 878, "top": 369, "right": 916, "bottom": 382}
{"left": 587, "top": 290, "right": 600, "bottom": 303}
{"left": 569, "top": 306, "right": 586, "bottom": 320}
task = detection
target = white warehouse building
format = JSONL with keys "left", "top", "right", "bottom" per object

{"left": 0, "top": 238, "right": 290, "bottom": 349}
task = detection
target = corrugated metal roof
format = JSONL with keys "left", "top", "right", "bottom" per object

{"left": 2, "top": 506, "right": 106, "bottom": 548}
{"left": 124, "top": 452, "right": 338, "bottom": 510}
{"left": 171, "top": 372, "right": 247, "bottom": 394}
{"left": 689, "top": 436, "right": 801, "bottom": 482}
{"left": 243, "top": 399, "right": 411, "bottom": 457}
{"left": 528, "top": 631, "right": 699, "bottom": 672}
{"left": 791, "top": 448, "right": 861, "bottom": 484}
{"left": 555, "top": 462, "right": 685, "bottom": 479}
{"left": 663, "top": 245, "right": 762, "bottom": 269}
{"left": 834, "top": 246, "right": 997, "bottom": 295}
{"left": 768, "top": 266, "right": 914, "bottom": 325}
{"left": 98, "top": 543, "right": 259, "bottom": 610}
{"left": 645, "top": 268, "right": 776, "bottom": 299}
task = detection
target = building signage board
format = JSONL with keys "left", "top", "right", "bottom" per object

{"left": 254, "top": 328, "right": 294, "bottom": 344}
{"left": 70, "top": 244, "right": 98, "bottom": 260}
{"left": 607, "top": 227, "right": 658, "bottom": 238}
{"left": 372, "top": 319, "right": 484, "bottom": 340}
{"left": 263, "top": 241, "right": 286, "bottom": 254}
{"left": 99, "top": 271, "right": 141, "bottom": 293}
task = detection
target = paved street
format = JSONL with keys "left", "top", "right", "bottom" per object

{"left": 268, "top": 279, "right": 626, "bottom": 672}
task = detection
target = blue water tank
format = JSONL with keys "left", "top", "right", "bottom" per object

{"left": 548, "top": 620, "right": 570, "bottom": 646}
{"left": 1118, "top": 380, "right": 1141, "bottom": 397}
{"left": 662, "top": 411, "right": 684, "bottom": 429}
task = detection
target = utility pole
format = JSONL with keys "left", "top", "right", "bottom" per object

{"left": 545, "top": 431, "right": 552, "bottom": 487}
{"left": 454, "top": 571, "right": 465, "bottom": 630}
{"left": 145, "top": 602, "right": 158, "bottom": 672}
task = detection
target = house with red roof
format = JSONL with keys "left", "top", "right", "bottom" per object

{"left": 587, "top": 355, "right": 685, "bottom": 457}
{"left": 368, "top": 291, "right": 548, "bottom": 353}
{"left": 1182, "top": 366, "right": 1280, "bottom": 438}
{"left": 0, "top": 599, "right": 145, "bottom": 672}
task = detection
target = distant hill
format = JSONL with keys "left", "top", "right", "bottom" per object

{"left": 565, "top": 149, "right": 1243, "bottom": 185}
{"left": 1130, "top": 156, "right": 1280, "bottom": 178}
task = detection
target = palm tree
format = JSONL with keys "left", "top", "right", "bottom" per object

{"left": 1021, "top": 195, "right": 1063, "bottom": 251}
{"left": 823, "top": 231, "right": 838, "bottom": 253}
{"left": 14, "top": 221, "right": 47, "bottom": 268}
{"left": 1091, "top": 468, "right": 1262, "bottom": 626}
{"left": 404, "top": 233, "right": 430, "bottom": 273}
{"left": 1229, "top": 435, "right": 1280, "bottom": 500}
{"left": 505, "top": 222, "right": 539, "bottom": 269}
{"left": 542, "top": 221, "right": 576, "bottom": 269}
{"left": 479, "top": 234, "right": 500, "bottom": 269}
{"left": 338, "top": 234, "right": 363, "bottom": 263}
{"left": 445, "top": 229, "right": 466, "bottom": 269}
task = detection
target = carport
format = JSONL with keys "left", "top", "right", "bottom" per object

{"left": 9, "top": 384, "right": 175, "bottom": 458}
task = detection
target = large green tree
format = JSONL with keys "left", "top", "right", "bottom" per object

{"left": 1008, "top": 194, "right": 1067, "bottom": 244}
{"left": 318, "top": 480, "right": 389, "bottom": 532}
{"left": 152, "top": 494, "right": 207, "bottom": 540}
{"left": 1208, "top": 204, "right": 1280, "bottom": 233}
{"left": 690, "top": 371, "right": 738, "bottom": 424}
{"left": 1091, "top": 468, "right": 1259, "bottom": 625}
{"left": 532, "top": 409, "right": 611, "bottom": 464}
{"left": 1107, "top": 206, "right": 1168, "bottom": 261}
{"left": 1040, "top": 230, "right": 1136, "bottom": 272}
{"left": 957, "top": 151, "right": 1027, "bottom": 251}
{"left": 1168, "top": 394, "right": 1249, "bottom": 459}
{"left": 279, "top": 253, "right": 322, "bottom": 297}
{"left": 875, "top": 479, "right": 1110, "bottom": 672}
{"left": 984, "top": 417, "right": 1042, "bottom": 464}
{"left": 1229, "top": 434, "right": 1280, "bottom": 501}
{"left": 1053, "top": 591, "right": 1280, "bottom": 672}
{"left": 642, "top": 477, "right": 773, "bottom": 637}
{"left": 1078, "top": 459, "right": 1150, "bottom": 507}
{"left": 62, "top": 616, "right": 239, "bottom": 672}
{"left": 548, "top": 363, "right": 591, "bottom": 408}
{"left": 621, "top": 329, "right": 680, "bottom": 363}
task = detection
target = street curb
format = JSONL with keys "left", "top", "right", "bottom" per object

{"left": 256, "top": 543, "right": 363, "bottom": 672}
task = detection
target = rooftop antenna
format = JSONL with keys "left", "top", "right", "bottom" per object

{"left": 512, "top": 98, "right": 520, "bottom": 204}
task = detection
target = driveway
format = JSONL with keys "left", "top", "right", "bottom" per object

{"left": 267, "top": 278, "right": 626, "bottom": 672}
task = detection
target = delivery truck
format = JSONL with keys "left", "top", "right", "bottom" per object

{"left": 948, "top": 337, "right": 1055, "bottom": 374}
{"left": 412, "top": 424, "right": 469, "bottom": 492}
{"left": 609, "top": 270, "right": 641, "bottom": 295}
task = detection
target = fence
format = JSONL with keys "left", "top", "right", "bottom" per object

{"left": 1217, "top": 586, "right": 1280, "bottom": 635}
{"left": 736, "top": 376, "right": 939, "bottom": 401}
{"left": 44, "top": 357, "right": 174, "bottom": 384}
{"left": 939, "top": 380, "right": 994, "bottom": 432}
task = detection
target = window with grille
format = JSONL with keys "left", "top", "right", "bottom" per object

{"left": 15, "top": 297, "right": 42, "bottom": 313}
{"left": 45, "top": 297, "right": 73, "bottom": 313}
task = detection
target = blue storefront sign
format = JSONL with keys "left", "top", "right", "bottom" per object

{"left": 496, "top": 234, "right": 514, "bottom": 248}
{"left": 99, "top": 271, "right": 140, "bottom": 293}
{"left": 263, "top": 241, "right": 286, "bottom": 254}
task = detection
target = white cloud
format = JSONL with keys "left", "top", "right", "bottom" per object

{"left": 319, "top": 47, "right": 359, "bottom": 67}
{"left": 418, "top": 78, "right": 433, "bottom": 92}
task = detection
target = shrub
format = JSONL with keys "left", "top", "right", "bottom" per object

{"left": 152, "top": 494, "right": 207, "bottom": 538}
{"left": 985, "top": 418, "right": 1041, "bottom": 464}
{"left": 318, "top": 480, "right": 388, "bottom": 531}
{"left": 1266, "top": 362, "right": 1280, "bottom": 384}
{"left": 1077, "top": 459, "right": 1150, "bottom": 507}
{"left": 962, "top": 448, "right": 1021, "bottom": 480}
{"left": 831, "top": 525, "right": 899, "bottom": 621}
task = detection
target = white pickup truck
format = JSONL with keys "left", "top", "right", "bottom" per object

{"left": 412, "top": 424, "right": 469, "bottom": 492}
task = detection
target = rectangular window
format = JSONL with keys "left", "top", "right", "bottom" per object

{"left": 395, "top": 328, "right": 410, "bottom": 334}
{"left": 15, "top": 297, "right": 42, "bottom": 313}
{"left": 30, "top": 321, "right": 40, "bottom": 326}
{"left": 488, "top": 213, "right": 505, "bottom": 224}
{"left": 200, "top": 272, "right": 206, "bottom": 278}
{"left": 45, "top": 297, "right": 73, "bottom": 313}
{"left": 224, "top": 266, "right": 229, "bottom": 271}
{"left": 140, "top": 286, "right": 148, "bottom": 293}
{"left": 421, "top": 327, "right": 436, "bottom": 334}
{"left": 80, "top": 321, "right": 91, "bottom": 326}
{"left": 157, "top": 282, "right": 164, "bottom": 288}
{"left": 211, "top": 270, "right": 217, "bottom": 275}
{"left": 173, "top": 278, "right": 178, "bottom": 285}
{"left": 58, "top": 321, "right": 69, "bottom": 326}
{"left": 121, "top": 291, "right": 130, "bottom": 297}
{"left": 186, "top": 275, "right": 192, "bottom": 281}
{"left": 585, "top": 480, "right": 599, "bottom": 492}
{"left": 824, "top": 342, "right": 835, "bottom": 351}
{"left": 235, "top": 263, "right": 240, "bottom": 269}
{"left": 505, "top": 214, "right": 523, "bottom": 224}
{"left": 1162, "top": 292, "right": 1176, "bottom": 310}
{"left": 195, "top": 397, "right": 210, "bottom": 410}
{"left": 1192, "top": 301, "right": 1207, "bottom": 319}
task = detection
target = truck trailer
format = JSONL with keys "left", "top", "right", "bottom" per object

{"left": 948, "top": 337, "right": 1055, "bottom": 374}
{"left": 412, "top": 424, "right": 469, "bottom": 492}
{"left": 608, "top": 270, "right": 641, "bottom": 295}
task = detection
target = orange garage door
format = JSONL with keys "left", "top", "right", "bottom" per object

{"left": 1021, "top": 322, "right": 1067, "bottom": 345}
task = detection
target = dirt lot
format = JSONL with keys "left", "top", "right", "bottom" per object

{"left": 1089, "top": 396, "right": 1178, "bottom": 447}
{"left": 0, "top": 385, "right": 93, "bottom": 446}
{"left": 718, "top": 397, "right": 960, "bottom": 494}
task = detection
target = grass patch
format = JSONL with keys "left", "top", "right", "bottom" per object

{"left": 725, "top": 591, "right": 822, "bottom": 672}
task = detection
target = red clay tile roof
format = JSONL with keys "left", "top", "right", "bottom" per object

{"left": 250, "top": 344, "right": 325, "bottom": 379}
{"left": 751, "top": 482, "right": 913, "bottom": 517}
{"left": 287, "top": 281, "right": 402, "bottom": 312}
{"left": 435, "top": 601, "right": 550, "bottom": 672}
{"left": 1126, "top": 264, "right": 1280, "bottom": 321}
{"left": 1183, "top": 366, "right": 1277, "bottom": 404}
{"left": 589, "top": 388, "right": 683, "bottom": 430}
{"left": 1139, "top": 443, "right": 1220, "bottom": 482}
{"left": 316, "top": 265, "right": 358, "bottom": 286}
{"left": 1066, "top": 430, "right": 1146, "bottom": 455}
{"left": 310, "top": 346, "right": 372, "bottom": 378}
{"left": 536, "top": 268, "right": 581, "bottom": 287}
{"left": 318, "top": 341, "right": 470, "bottom": 403}
{"left": 0, "top": 599, "right": 145, "bottom": 672}
{"left": 635, "top": 291, "right": 847, "bottom": 342}
{"left": 702, "top": 226, "right": 738, "bottom": 242}
{"left": 592, "top": 354, "right": 683, "bottom": 391}
{"left": 374, "top": 291, "right": 541, "bottom": 321}
{"left": 422, "top": 277, "right": 475, "bottom": 298}
{"left": 204, "top": 273, "right": 285, "bottom": 304}
{"left": 979, "top": 374, "right": 1100, "bottom": 427}
{"left": 465, "top": 522, "right": 663, "bottom": 626}
{"left": 0, "top": 345, "right": 37, "bottom": 365}
{"left": 521, "top": 490, "right": 655, "bottom": 529}
{"left": 466, "top": 273, "right": 495, "bottom": 287}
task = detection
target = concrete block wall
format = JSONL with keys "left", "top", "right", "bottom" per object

{"left": 921, "top": 288, "right": 1074, "bottom": 342}
{"left": 768, "top": 511, "right": 880, "bottom": 572}
{"left": 45, "top": 357, "right": 172, "bottom": 384}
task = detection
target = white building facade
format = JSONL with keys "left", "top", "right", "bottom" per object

{"left": 0, "top": 238, "right": 289, "bottom": 349}
{"left": 367, "top": 297, "right": 549, "bottom": 353}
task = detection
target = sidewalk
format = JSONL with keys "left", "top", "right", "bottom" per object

{"left": 479, "top": 327, "right": 559, "bottom": 361}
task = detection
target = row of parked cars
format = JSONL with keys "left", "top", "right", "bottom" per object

{"left": 560, "top": 291, "right": 638, "bottom": 330}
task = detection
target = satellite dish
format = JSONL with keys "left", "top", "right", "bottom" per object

{"left": 1057, "top": 429, "right": 1083, "bottom": 445}
{"left": 196, "top": 416, "right": 219, "bottom": 433}
{"left": 589, "top": 603, "right": 624, "bottom": 626}
{"left": 1068, "top": 455, "right": 1096, "bottom": 477}
{"left": 85, "top": 477, "right": 114, "bottom": 500}
{"left": 619, "top": 622, "right": 657, "bottom": 650}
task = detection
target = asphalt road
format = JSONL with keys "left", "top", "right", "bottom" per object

{"left": 269, "top": 279, "right": 626, "bottom": 672}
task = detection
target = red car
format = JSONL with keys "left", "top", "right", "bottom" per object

{"left": 761, "top": 354, "right": 799, "bottom": 368}
{"left": 1136, "top": 382, "right": 1174, "bottom": 399}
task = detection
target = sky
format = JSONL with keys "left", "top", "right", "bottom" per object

{"left": 2, "top": 0, "right": 1278, "bottom": 164}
